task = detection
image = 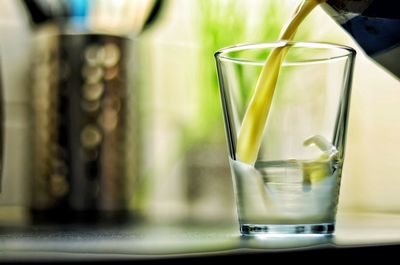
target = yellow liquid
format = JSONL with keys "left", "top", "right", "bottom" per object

{"left": 236, "top": 0, "right": 325, "bottom": 165}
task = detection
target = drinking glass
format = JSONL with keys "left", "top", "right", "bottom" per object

{"left": 215, "top": 41, "right": 356, "bottom": 235}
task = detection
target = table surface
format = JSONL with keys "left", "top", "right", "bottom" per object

{"left": 1, "top": 211, "right": 400, "bottom": 262}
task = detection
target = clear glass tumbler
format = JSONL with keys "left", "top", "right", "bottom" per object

{"left": 215, "top": 41, "right": 356, "bottom": 236}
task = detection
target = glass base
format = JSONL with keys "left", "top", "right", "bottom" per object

{"left": 240, "top": 223, "right": 335, "bottom": 236}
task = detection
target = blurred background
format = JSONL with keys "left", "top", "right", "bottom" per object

{"left": 0, "top": 0, "right": 399, "bottom": 226}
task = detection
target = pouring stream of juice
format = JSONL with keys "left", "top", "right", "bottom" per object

{"left": 236, "top": 0, "right": 325, "bottom": 165}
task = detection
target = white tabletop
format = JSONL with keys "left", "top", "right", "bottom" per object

{"left": 0, "top": 211, "right": 399, "bottom": 262}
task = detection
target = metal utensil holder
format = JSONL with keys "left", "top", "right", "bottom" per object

{"left": 29, "top": 30, "right": 140, "bottom": 223}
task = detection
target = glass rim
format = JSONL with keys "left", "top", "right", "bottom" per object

{"left": 214, "top": 41, "right": 356, "bottom": 65}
